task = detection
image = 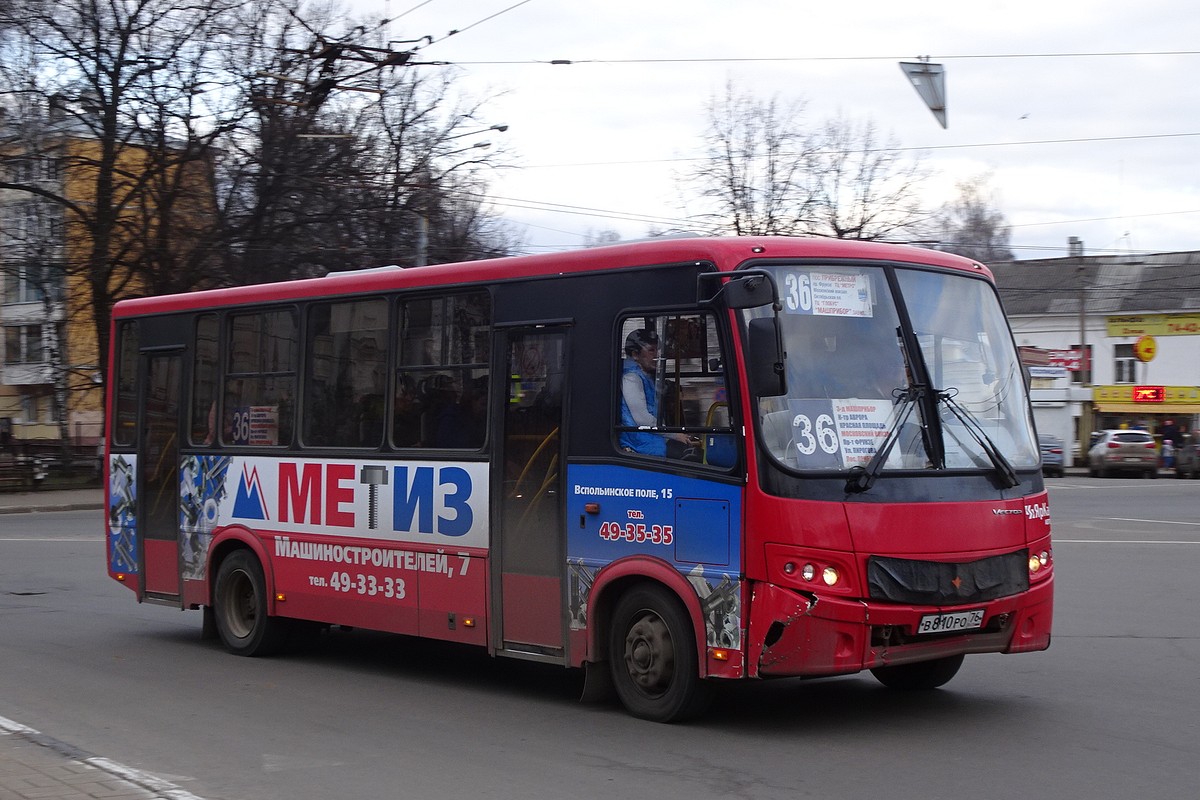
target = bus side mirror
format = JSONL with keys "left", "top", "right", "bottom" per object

{"left": 723, "top": 275, "right": 775, "bottom": 309}
{"left": 748, "top": 317, "right": 787, "bottom": 397}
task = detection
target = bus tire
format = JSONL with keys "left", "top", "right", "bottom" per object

{"left": 213, "top": 550, "right": 288, "bottom": 657}
{"left": 870, "top": 653, "right": 964, "bottom": 690}
{"left": 608, "top": 583, "right": 711, "bottom": 722}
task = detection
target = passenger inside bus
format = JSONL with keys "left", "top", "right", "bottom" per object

{"left": 618, "top": 328, "right": 697, "bottom": 458}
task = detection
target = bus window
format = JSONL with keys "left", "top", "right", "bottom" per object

{"left": 616, "top": 312, "right": 734, "bottom": 464}
{"left": 895, "top": 269, "right": 1038, "bottom": 469}
{"left": 394, "top": 292, "right": 491, "bottom": 449}
{"left": 189, "top": 314, "right": 218, "bottom": 446}
{"left": 224, "top": 309, "right": 296, "bottom": 446}
{"left": 112, "top": 321, "right": 139, "bottom": 447}
{"left": 303, "top": 299, "right": 388, "bottom": 448}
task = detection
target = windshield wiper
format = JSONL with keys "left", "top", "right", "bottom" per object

{"left": 845, "top": 387, "right": 922, "bottom": 494}
{"left": 936, "top": 388, "right": 1020, "bottom": 488}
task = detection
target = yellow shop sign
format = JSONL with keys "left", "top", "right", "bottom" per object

{"left": 1106, "top": 314, "right": 1200, "bottom": 337}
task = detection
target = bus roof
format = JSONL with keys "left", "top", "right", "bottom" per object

{"left": 112, "top": 236, "right": 990, "bottom": 318}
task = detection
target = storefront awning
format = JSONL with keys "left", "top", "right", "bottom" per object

{"left": 1094, "top": 403, "right": 1200, "bottom": 415}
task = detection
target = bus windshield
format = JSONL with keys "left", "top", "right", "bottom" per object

{"left": 751, "top": 263, "right": 1039, "bottom": 474}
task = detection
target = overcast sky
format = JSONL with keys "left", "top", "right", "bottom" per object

{"left": 350, "top": 0, "right": 1200, "bottom": 260}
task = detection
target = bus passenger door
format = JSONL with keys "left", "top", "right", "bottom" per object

{"left": 495, "top": 327, "right": 568, "bottom": 657}
{"left": 138, "top": 352, "right": 183, "bottom": 600}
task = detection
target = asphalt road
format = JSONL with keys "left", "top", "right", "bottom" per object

{"left": 1, "top": 479, "right": 1198, "bottom": 800}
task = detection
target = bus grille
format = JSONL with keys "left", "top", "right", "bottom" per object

{"left": 867, "top": 550, "right": 1029, "bottom": 605}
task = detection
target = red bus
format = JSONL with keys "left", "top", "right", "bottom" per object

{"left": 105, "top": 236, "right": 1052, "bottom": 721}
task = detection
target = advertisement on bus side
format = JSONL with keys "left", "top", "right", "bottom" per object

{"left": 566, "top": 464, "right": 744, "bottom": 650}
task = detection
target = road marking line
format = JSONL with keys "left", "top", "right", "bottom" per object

{"left": 1107, "top": 517, "right": 1200, "bottom": 526}
{"left": 1056, "top": 539, "right": 1200, "bottom": 544}
{"left": 0, "top": 538, "right": 99, "bottom": 542}
{"left": 0, "top": 715, "right": 207, "bottom": 800}
{"left": 0, "top": 715, "right": 37, "bottom": 735}
{"left": 86, "top": 757, "right": 206, "bottom": 800}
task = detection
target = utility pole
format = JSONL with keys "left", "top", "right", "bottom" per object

{"left": 1070, "top": 236, "right": 1093, "bottom": 460}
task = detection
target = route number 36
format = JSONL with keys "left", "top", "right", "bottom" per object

{"left": 784, "top": 272, "right": 813, "bottom": 313}
{"left": 792, "top": 413, "right": 839, "bottom": 455}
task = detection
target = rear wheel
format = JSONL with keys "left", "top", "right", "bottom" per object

{"left": 871, "top": 654, "right": 964, "bottom": 690}
{"left": 213, "top": 550, "right": 288, "bottom": 656}
{"left": 608, "top": 583, "right": 711, "bottom": 722}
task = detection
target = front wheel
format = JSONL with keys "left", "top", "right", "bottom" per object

{"left": 213, "top": 550, "right": 289, "bottom": 656}
{"left": 608, "top": 584, "right": 711, "bottom": 722}
{"left": 870, "top": 654, "right": 964, "bottom": 690}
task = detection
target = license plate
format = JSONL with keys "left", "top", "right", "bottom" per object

{"left": 916, "top": 609, "right": 985, "bottom": 635}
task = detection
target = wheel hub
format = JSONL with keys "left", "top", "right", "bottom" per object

{"left": 623, "top": 612, "right": 674, "bottom": 693}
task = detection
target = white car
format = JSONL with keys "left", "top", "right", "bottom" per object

{"left": 1087, "top": 429, "right": 1158, "bottom": 479}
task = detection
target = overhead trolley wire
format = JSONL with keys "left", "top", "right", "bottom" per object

{"left": 439, "top": 49, "right": 1200, "bottom": 67}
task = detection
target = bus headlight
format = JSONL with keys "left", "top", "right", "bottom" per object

{"left": 766, "top": 544, "right": 857, "bottom": 596}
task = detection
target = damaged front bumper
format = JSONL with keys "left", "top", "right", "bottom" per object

{"left": 746, "top": 575, "right": 1054, "bottom": 679}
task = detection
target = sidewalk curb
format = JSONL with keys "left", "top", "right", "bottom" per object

{"left": 0, "top": 485, "right": 104, "bottom": 516}
{"left": 2, "top": 715, "right": 204, "bottom": 799}
{"left": 0, "top": 500, "right": 104, "bottom": 515}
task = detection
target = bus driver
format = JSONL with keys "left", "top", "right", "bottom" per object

{"left": 619, "top": 328, "right": 694, "bottom": 457}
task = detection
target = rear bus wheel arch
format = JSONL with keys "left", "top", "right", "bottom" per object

{"left": 212, "top": 548, "right": 289, "bottom": 656}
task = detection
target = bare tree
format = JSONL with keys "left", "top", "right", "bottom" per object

{"left": 209, "top": 2, "right": 515, "bottom": 278}
{"left": 0, "top": 0, "right": 241, "bottom": 387}
{"left": 0, "top": 0, "right": 516, "bottom": 398}
{"left": 422, "top": 175, "right": 525, "bottom": 263}
{"left": 926, "top": 172, "right": 1016, "bottom": 263}
{"left": 682, "top": 81, "right": 932, "bottom": 241}
{"left": 805, "top": 113, "right": 931, "bottom": 240}
{"left": 583, "top": 228, "right": 622, "bottom": 248}
{"left": 682, "top": 80, "right": 818, "bottom": 236}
